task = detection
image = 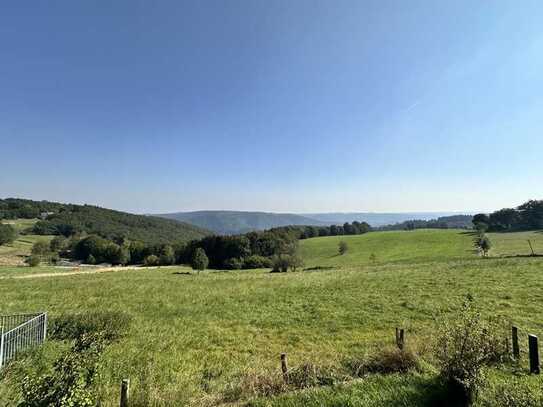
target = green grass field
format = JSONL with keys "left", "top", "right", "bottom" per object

{"left": 0, "top": 219, "right": 53, "bottom": 266}
{"left": 1, "top": 229, "right": 543, "bottom": 406}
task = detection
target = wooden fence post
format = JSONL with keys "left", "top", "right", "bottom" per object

{"left": 529, "top": 335, "right": 540, "bottom": 374}
{"left": 511, "top": 326, "right": 520, "bottom": 359}
{"left": 396, "top": 328, "right": 405, "bottom": 350}
{"left": 120, "top": 378, "right": 130, "bottom": 407}
{"left": 280, "top": 353, "right": 288, "bottom": 383}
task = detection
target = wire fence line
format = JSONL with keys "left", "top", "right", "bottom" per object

{"left": 0, "top": 312, "right": 47, "bottom": 369}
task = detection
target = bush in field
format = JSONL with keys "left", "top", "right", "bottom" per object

{"left": 50, "top": 311, "right": 132, "bottom": 342}
{"left": 87, "top": 254, "right": 96, "bottom": 264}
{"left": 436, "top": 296, "right": 508, "bottom": 404}
{"left": 21, "top": 311, "right": 132, "bottom": 406}
{"left": 19, "top": 336, "right": 103, "bottom": 407}
{"left": 344, "top": 347, "right": 420, "bottom": 377}
{"left": 49, "top": 235, "right": 69, "bottom": 253}
{"left": 475, "top": 234, "right": 492, "bottom": 257}
{"left": 25, "top": 255, "right": 40, "bottom": 267}
{"left": 19, "top": 333, "right": 106, "bottom": 407}
{"left": 31, "top": 240, "right": 51, "bottom": 257}
{"left": 243, "top": 255, "right": 272, "bottom": 269}
{"left": 191, "top": 248, "right": 209, "bottom": 272}
{"left": 271, "top": 253, "right": 304, "bottom": 272}
{"left": 338, "top": 240, "right": 348, "bottom": 255}
{"left": 0, "top": 224, "right": 17, "bottom": 245}
{"left": 224, "top": 257, "right": 243, "bottom": 270}
{"left": 287, "top": 362, "right": 340, "bottom": 388}
{"left": 159, "top": 245, "right": 175, "bottom": 265}
{"left": 143, "top": 254, "right": 159, "bottom": 267}
{"left": 271, "top": 254, "right": 289, "bottom": 272}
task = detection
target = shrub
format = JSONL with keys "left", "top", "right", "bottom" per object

{"left": 19, "top": 333, "right": 106, "bottom": 407}
{"left": 191, "top": 248, "right": 209, "bottom": 272}
{"left": 87, "top": 254, "right": 96, "bottom": 265}
{"left": 159, "top": 245, "right": 175, "bottom": 265}
{"left": 0, "top": 223, "right": 17, "bottom": 245}
{"left": 49, "top": 235, "right": 69, "bottom": 253}
{"left": 345, "top": 347, "right": 420, "bottom": 377}
{"left": 435, "top": 296, "right": 509, "bottom": 403}
{"left": 338, "top": 240, "right": 348, "bottom": 255}
{"left": 50, "top": 311, "right": 132, "bottom": 342}
{"left": 287, "top": 362, "right": 340, "bottom": 388}
{"left": 223, "top": 371, "right": 287, "bottom": 402}
{"left": 143, "top": 254, "right": 159, "bottom": 267}
{"left": 272, "top": 254, "right": 290, "bottom": 272}
{"left": 271, "top": 254, "right": 304, "bottom": 272}
{"left": 25, "top": 255, "right": 40, "bottom": 267}
{"left": 224, "top": 257, "right": 243, "bottom": 270}
{"left": 474, "top": 234, "right": 492, "bottom": 257}
{"left": 243, "top": 255, "right": 272, "bottom": 269}
{"left": 31, "top": 240, "right": 51, "bottom": 257}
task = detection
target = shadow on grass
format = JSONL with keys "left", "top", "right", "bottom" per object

{"left": 304, "top": 266, "right": 334, "bottom": 272}
{"left": 358, "top": 376, "right": 468, "bottom": 407}
{"left": 172, "top": 271, "right": 192, "bottom": 276}
{"left": 499, "top": 254, "right": 543, "bottom": 259}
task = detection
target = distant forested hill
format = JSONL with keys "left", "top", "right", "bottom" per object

{"left": 0, "top": 198, "right": 210, "bottom": 244}
{"left": 307, "top": 212, "right": 467, "bottom": 227}
{"left": 378, "top": 214, "right": 473, "bottom": 231}
{"left": 156, "top": 211, "right": 328, "bottom": 235}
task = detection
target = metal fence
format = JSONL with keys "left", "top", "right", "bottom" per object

{"left": 0, "top": 312, "right": 47, "bottom": 369}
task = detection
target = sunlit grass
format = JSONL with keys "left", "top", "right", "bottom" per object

{"left": 1, "top": 229, "right": 543, "bottom": 406}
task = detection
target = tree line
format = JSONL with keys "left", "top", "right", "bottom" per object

{"left": 473, "top": 200, "right": 543, "bottom": 232}
{"left": 14, "top": 221, "right": 371, "bottom": 270}
{"left": 377, "top": 215, "right": 473, "bottom": 231}
{"left": 1, "top": 198, "right": 371, "bottom": 270}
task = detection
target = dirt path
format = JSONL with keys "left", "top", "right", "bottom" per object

{"left": 4, "top": 265, "right": 159, "bottom": 279}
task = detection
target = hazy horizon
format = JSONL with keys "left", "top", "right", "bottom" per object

{"left": 2, "top": 1, "right": 542, "bottom": 213}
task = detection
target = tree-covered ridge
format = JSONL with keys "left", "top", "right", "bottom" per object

{"left": 0, "top": 198, "right": 210, "bottom": 244}
{"left": 473, "top": 200, "right": 543, "bottom": 232}
{"left": 377, "top": 214, "right": 473, "bottom": 231}
{"left": 157, "top": 210, "right": 328, "bottom": 235}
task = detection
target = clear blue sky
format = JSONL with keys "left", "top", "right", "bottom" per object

{"left": 1, "top": 1, "right": 542, "bottom": 213}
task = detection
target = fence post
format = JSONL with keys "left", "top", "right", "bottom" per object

{"left": 396, "top": 328, "right": 405, "bottom": 350}
{"left": 120, "top": 378, "right": 130, "bottom": 407}
{"left": 0, "top": 326, "right": 4, "bottom": 369}
{"left": 511, "top": 326, "right": 519, "bottom": 359}
{"left": 529, "top": 335, "right": 540, "bottom": 374}
{"left": 42, "top": 313, "right": 48, "bottom": 341}
{"left": 280, "top": 353, "right": 288, "bottom": 383}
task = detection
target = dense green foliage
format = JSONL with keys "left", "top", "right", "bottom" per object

{"left": 378, "top": 214, "right": 473, "bottom": 231}
{"left": 17, "top": 312, "right": 131, "bottom": 407}
{"left": 0, "top": 198, "right": 210, "bottom": 244}
{"left": 436, "top": 296, "right": 509, "bottom": 403}
{"left": 474, "top": 199, "right": 543, "bottom": 232}
{"left": 0, "top": 224, "right": 17, "bottom": 245}
{"left": 0, "top": 198, "right": 65, "bottom": 220}
{"left": 191, "top": 247, "right": 209, "bottom": 271}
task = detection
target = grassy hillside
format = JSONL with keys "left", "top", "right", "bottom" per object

{"left": 0, "top": 219, "right": 53, "bottom": 266}
{"left": 35, "top": 206, "right": 211, "bottom": 244}
{"left": 157, "top": 210, "right": 327, "bottom": 235}
{"left": 1, "top": 229, "right": 543, "bottom": 405}
{"left": 299, "top": 229, "right": 543, "bottom": 267}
